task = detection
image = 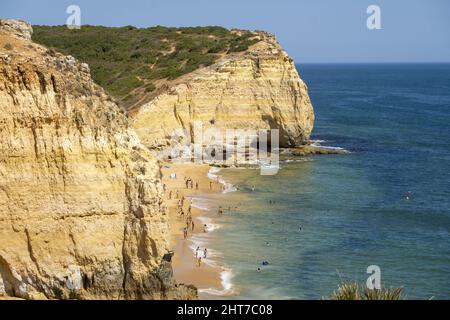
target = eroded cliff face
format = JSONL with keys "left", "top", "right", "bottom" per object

{"left": 132, "top": 32, "right": 314, "bottom": 151}
{"left": 0, "top": 20, "right": 195, "bottom": 300}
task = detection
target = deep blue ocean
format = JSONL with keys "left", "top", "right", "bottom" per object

{"left": 199, "top": 63, "right": 450, "bottom": 299}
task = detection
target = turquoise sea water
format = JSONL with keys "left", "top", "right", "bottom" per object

{"left": 197, "top": 64, "right": 450, "bottom": 300}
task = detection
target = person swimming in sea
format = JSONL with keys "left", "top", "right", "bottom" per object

{"left": 251, "top": 185, "right": 255, "bottom": 191}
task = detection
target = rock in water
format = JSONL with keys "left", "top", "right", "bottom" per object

{"left": 0, "top": 20, "right": 196, "bottom": 300}
{"left": 132, "top": 31, "right": 315, "bottom": 150}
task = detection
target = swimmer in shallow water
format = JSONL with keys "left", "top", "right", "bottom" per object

{"left": 405, "top": 191, "right": 412, "bottom": 200}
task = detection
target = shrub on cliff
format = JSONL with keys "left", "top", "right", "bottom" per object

{"left": 330, "top": 281, "right": 404, "bottom": 300}
{"left": 32, "top": 25, "right": 259, "bottom": 105}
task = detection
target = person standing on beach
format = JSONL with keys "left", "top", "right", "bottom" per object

{"left": 204, "top": 248, "right": 208, "bottom": 259}
{"left": 196, "top": 182, "right": 199, "bottom": 190}
{"left": 218, "top": 206, "right": 223, "bottom": 215}
{"left": 176, "top": 190, "right": 179, "bottom": 199}
{"left": 183, "top": 227, "right": 188, "bottom": 239}
{"left": 203, "top": 224, "right": 207, "bottom": 233}
{"left": 197, "top": 257, "right": 202, "bottom": 267}
{"left": 191, "top": 220, "right": 195, "bottom": 231}
{"left": 209, "top": 181, "right": 212, "bottom": 190}
{"left": 196, "top": 246, "right": 200, "bottom": 258}
{"left": 168, "top": 190, "right": 172, "bottom": 200}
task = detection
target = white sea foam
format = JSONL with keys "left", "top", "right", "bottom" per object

{"left": 310, "top": 140, "right": 350, "bottom": 152}
{"left": 190, "top": 197, "right": 211, "bottom": 211}
{"left": 185, "top": 166, "right": 238, "bottom": 298}
{"left": 207, "top": 166, "right": 221, "bottom": 180}
{"left": 318, "top": 145, "right": 347, "bottom": 151}
{"left": 282, "top": 158, "right": 313, "bottom": 163}
{"left": 310, "top": 139, "right": 326, "bottom": 145}
{"left": 196, "top": 216, "right": 222, "bottom": 232}
{"left": 198, "top": 268, "right": 237, "bottom": 296}
{"left": 207, "top": 166, "right": 238, "bottom": 194}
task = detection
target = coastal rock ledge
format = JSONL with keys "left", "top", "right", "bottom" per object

{"left": 0, "top": 20, "right": 196, "bottom": 299}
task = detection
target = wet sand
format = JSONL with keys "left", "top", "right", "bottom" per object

{"left": 161, "top": 162, "right": 226, "bottom": 298}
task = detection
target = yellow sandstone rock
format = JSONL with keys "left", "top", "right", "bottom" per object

{"left": 132, "top": 31, "right": 315, "bottom": 150}
{"left": 0, "top": 20, "right": 195, "bottom": 300}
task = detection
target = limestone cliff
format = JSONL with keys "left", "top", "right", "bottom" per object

{"left": 132, "top": 31, "right": 314, "bottom": 150}
{"left": 0, "top": 20, "right": 195, "bottom": 300}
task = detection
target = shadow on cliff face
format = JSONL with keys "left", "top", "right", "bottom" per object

{"left": 262, "top": 114, "right": 305, "bottom": 148}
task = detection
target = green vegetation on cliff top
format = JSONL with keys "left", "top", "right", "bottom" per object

{"left": 32, "top": 25, "right": 259, "bottom": 103}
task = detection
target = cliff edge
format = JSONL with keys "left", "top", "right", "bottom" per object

{"left": 132, "top": 31, "right": 314, "bottom": 150}
{"left": 0, "top": 20, "right": 196, "bottom": 299}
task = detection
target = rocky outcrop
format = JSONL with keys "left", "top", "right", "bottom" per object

{"left": 132, "top": 31, "right": 314, "bottom": 151}
{"left": 0, "top": 21, "right": 196, "bottom": 299}
{"left": 0, "top": 19, "right": 32, "bottom": 40}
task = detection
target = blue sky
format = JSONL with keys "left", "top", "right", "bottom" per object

{"left": 1, "top": 0, "right": 449, "bottom": 63}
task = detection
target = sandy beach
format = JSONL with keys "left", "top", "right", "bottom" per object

{"left": 161, "top": 162, "right": 229, "bottom": 298}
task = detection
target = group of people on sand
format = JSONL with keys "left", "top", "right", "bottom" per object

{"left": 195, "top": 246, "right": 208, "bottom": 267}
{"left": 176, "top": 195, "right": 195, "bottom": 239}
{"left": 164, "top": 170, "right": 243, "bottom": 270}
{"left": 167, "top": 189, "right": 181, "bottom": 200}
{"left": 184, "top": 177, "right": 198, "bottom": 190}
